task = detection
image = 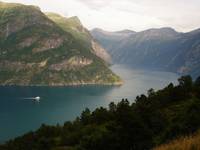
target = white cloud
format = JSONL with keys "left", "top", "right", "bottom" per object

{"left": 76, "top": 0, "right": 112, "bottom": 10}
{"left": 1, "top": 0, "right": 200, "bottom": 32}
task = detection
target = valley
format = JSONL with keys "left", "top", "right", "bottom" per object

{"left": 91, "top": 28, "right": 200, "bottom": 78}
{"left": 0, "top": 1, "right": 200, "bottom": 150}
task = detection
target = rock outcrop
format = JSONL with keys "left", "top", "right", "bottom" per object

{"left": 0, "top": 2, "right": 122, "bottom": 86}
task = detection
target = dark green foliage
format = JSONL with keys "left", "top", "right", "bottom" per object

{"left": 194, "top": 76, "right": 200, "bottom": 99}
{"left": 1, "top": 75, "right": 200, "bottom": 150}
{"left": 195, "top": 76, "right": 200, "bottom": 87}
{"left": 178, "top": 75, "right": 193, "bottom": 92}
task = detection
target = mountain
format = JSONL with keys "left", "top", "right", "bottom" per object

{"left": 1, "top": 75, "right": 200, "bottom": 150}
{"left": 0, "top": 2, "right": 121, "bottom": 86}
{"left": 91, "top": 28, "right": 135, "bottom": 58}
{"left": 45, "top": 13, "right": 111, "bottom": 63}
{"left": 91, "top": 27, "right": 200, "bottom": 78}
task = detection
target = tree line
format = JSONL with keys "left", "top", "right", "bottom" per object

{"left": 1, "top": 75, "right": 200, "bottom": 150}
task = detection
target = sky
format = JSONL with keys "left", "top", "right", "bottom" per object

{"left": 2, "top": 0, "right": 200, "bottom": 32}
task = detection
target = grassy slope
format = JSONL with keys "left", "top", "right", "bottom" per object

{"left": 154, "top": 130, "right": 200, "bottom": 150}
{"left": 45, "top": 12, "right": 92, "bottom": 48}
{"left": 0, "top": 2, "right": 121, "bottom": 85}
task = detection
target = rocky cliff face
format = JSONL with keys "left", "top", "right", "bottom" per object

{"left": 91, "top": 28, "right": 200, "bottom": 78}
{"left": 50, "top": 56, "right": 93, "bottom": 71}
{"left": 0, "top": 2, "right": 121, "bottom": 86}
{"left": 91, "top": 40, "right": 111, "bottom": 63}
{"left": 46, "top": 13, "right": 111, "bottom": 64}
{"left": 90, "top": 28, "right": 135, "bottom": 58}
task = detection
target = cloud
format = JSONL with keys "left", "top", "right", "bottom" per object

{"left": 76, "top": 0, "right": 112, "bottom": 10}
{"left": 1, "top": 0, "right": 200, "bottom": 32}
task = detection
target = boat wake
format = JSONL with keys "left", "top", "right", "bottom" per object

{"left": 22, "top": 96, "right": 41, "bottom": 102}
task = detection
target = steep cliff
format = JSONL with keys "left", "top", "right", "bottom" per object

{"left": 0, "top": 2, "right": 121, "bottom": 86}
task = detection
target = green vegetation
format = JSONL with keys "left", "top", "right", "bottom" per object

{"left": 46, "top": 12, "right": 91, "bottom": 46}
{"left": 0, "top": 2, "right": 121, "bottom": 86}
{"left": 0, "top": 75, "right": 200, "bottom": 150}
{"left": 46, "top": 12, "right": 111, "bottom": 64}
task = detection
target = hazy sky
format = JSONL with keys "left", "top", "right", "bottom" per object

{"left": 2, "top": 0, "right": 200, "bottom": 32}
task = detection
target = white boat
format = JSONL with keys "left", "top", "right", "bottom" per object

{"left": 34, "top": 96, "right": 40, "bottom": 102}
{"left": 23, "top": 96, "right": 41, "bottom": 102}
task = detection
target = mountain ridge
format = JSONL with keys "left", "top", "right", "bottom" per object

{"left": 46, "top": 12, "right": 111, "bottom": 63}
{"left": 91, "top": 27, "right": 200, "bottom": 78}
{"left": 0, "top": 2, "right": 122, "bottom": 86}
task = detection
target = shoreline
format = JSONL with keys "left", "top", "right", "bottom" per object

{"left": 0, "top": 81, "right": 124, "bottom": 87}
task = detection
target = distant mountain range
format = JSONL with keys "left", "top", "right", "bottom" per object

{"left": 0, "top": 2, "right": 121, "bottom": 86}
{"left": 91, "top": 27, "right": 200, "bottom": 78}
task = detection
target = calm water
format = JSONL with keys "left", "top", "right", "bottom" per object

{"left": 0, "top": 64, "right": 179, "bottom": 142}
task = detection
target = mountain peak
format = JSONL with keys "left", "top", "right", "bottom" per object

{"left": 91, "top": 28, "right": 135, "bottom": 37}
{"left": 186, "top": 28, "right": 200, "bottom": 36}
{"left": 159, "top": 27, "right": 176, "bottom": 31}
{"left": 144, "top": 27, "right": 178, "bottom": 34}
{"left": 0, "top": 1, "right": 40, "bottom": 10}
{"left": 115, "top": 29, "right": 136, "bottom": 34}
{"left": 67, "top": 16, "right": 82, "bottom": 26}
{"left": 45, "top": 13, "right": 82, "bottom": 27}
{"left": 69, "top": 16, "right": 80, "bottom": 21}
{"left": 138, "top": 27, "right": 179, "bottom": 39}
{"left": 91, "top": 28, "right": 105, "bottom": 33}
{"left": 45, "top": 12, "right": 64, "bottom": 18}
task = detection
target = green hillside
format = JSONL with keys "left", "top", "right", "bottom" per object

{"left": 46, "top": 13, "right": 91, "bottom": 44}
{"left": 0, "top": 2, "right": 121, "bottom": 86}
{"left": 46, "top": 12, "right": 111, "bottom": 63}
{"left": 1, "top": 75, "right": 200, "bottom": 150}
